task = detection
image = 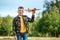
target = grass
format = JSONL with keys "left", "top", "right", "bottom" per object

{"left": 0, "top": 38, "right": 13, "bottom": 40}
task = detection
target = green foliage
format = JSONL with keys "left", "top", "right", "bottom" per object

{"left": 29, "top": 15, "right": 41, "bottom": 37}
{"left": 0, "top": 15, "right": 13, "bottom": 36}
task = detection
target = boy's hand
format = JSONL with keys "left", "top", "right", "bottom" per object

{"left": 32, "top": 9, "right": 36, "bottom": 15}
{"left": 14, "top": 36, "right": 17, "bottom": 40}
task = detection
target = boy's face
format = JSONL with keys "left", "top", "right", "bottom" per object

{"left": 18, "top": 8, "right": 24, "bottom": 16}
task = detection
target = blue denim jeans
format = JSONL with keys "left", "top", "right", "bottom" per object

{"left": 17, "top": 33, "right": 28, "bottom": 40}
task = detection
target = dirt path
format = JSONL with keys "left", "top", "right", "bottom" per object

{"left": 0, "top": 36, "right": 60, "bottom": 40}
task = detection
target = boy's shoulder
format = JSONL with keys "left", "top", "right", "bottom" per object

{"left": 13, "top": 16, "right": 18, "bottom": 20}
{"left": 23, "top": 15, "right": 28, "bottom": 17}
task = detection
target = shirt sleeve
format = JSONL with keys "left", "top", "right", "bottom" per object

{"left": 28, "top": 15, "right": 35, "bottom": 22}
{"left": 12, "top": 18, "right": 16, "bottom": 35}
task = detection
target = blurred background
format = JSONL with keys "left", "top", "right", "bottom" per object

{"left": 0, "top": 0, "right": 60, "bottom": 39}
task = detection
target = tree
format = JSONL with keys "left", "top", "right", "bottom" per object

{"left": 42, "top": 0, "right": 60, "bottom": 37}
{"left": 0, "top": 15, "right": 13, "bottom": 36}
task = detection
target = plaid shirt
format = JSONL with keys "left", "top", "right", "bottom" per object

{"left": 13, "top": 15, "right": 35, "bottom": 35}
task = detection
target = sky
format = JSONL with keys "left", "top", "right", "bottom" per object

{"left": 0, "top": 0, "right": 46, "bottom": 18}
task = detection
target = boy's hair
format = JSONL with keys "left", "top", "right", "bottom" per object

{"left": 18, "top": 6, "right": 24, "bottom": 9}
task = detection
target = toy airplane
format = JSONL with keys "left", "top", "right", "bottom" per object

{"left": 25, "top": 8, "right": 40, "bottom": 12}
